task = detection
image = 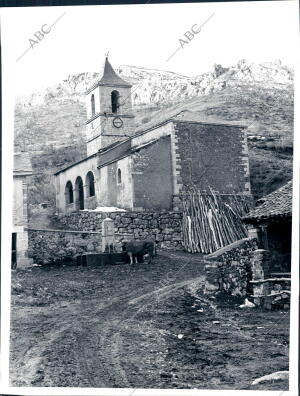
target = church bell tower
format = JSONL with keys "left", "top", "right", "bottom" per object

{"left": 85, "top": 56, "right": 135, "bottom": 156}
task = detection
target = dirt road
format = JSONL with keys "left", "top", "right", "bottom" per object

{"left": 10, "top": 251, "right": 289, "bottom": 389}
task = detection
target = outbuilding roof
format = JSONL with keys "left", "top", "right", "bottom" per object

{"left": 243, "top": 181, "right": 293, "bottom": 223}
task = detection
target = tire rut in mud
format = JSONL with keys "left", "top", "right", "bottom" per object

{"left": 10, "top": 255, "right": 206, "bottom": 387}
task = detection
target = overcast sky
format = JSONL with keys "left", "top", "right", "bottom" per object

{"left": 1, "top": 0, "right": 299, "bottom": 95}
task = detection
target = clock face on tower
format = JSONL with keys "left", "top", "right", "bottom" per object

{"left": 112, "top": 117, "right": 123, "bottom": 128}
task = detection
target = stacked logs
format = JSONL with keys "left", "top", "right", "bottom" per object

{"left": 182, "top": 189, "right": 250, "bottom": 254}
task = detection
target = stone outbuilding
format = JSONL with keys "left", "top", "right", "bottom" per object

{"left": 243, "top": 181, "right": 292, "bottom": 308}
{"left": 204, "top": 181, "right": 293, "bottom": 309}
{"left": 12, "top": 152, "right": 33, "bottom": 268}
{"left": 243, "top": 180, "right": 292, "bottom": 274}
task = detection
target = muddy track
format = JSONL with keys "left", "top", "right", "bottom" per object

{"left": 11, "top": 254, "right": 288, "bottom": 390}
{"left": 11, "top": 274, "right": 204, "bottom": 387}
{"left": 73, "top": 277, "right": 205, "bottom": 387}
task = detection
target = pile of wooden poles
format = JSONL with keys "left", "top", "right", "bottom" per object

{"left": 181, "top": 188, "right": 250, "bottom": 254}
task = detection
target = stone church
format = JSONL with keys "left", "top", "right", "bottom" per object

{"left": 54, "top": 57, "right": 251, "bottom": 215}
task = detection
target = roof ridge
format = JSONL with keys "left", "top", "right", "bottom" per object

{"left": 261, "top": 180, "right": 293, "bottom": 200}
{"left": 243, "top": 180, "right": 292, "bottom": 222}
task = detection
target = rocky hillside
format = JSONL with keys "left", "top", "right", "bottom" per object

{"left": 15, "top": 59, "right": 293, "bottom": 151}
{"left": 17, "top": 59, "right": 293, "bottom": 107}
{"left": 14, "top": 59, "right": 294, "bottom": 216}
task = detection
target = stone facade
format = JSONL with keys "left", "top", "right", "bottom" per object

{"left": 250, "top": 249, "right": 291, "bottom": 309}
{"left": 131, "top": 136, "right": 173, "bottom": 210}
{"left": 241, "top": 182, "right": 292, "bottom": 308}
{"left": 28, "top": 211, "right": 184, "bottom": 265}
{"left": 204, "top": 238, "right": 258, "bottom": 296}
{"left": 204, "top": 239, "right": 291, "bottom": 309}
{"left": 243, "top": 182, "right": 292, "bottom": 273}
{"left": 85, "top": 58, "right": 135, "bottom": 156}
{"left": 13, "top": 153, "right": 33, "bottom": 268}
{"left": 98, "top": 156, "right": 134, "bottom": 209}
{"left": 54, "top": 154, "right": 98, "bottom": 215}
{"left": 55, "top": 210, "right": 183, "bottom": 250}
{"left": 85, "top": 88, "right": 135, "bottom": 156}
{"left": 28, "top": 229, "right": 102, "bottom": 265}
{"left": 173, "top": 120, "right": 251, "bottom": 194}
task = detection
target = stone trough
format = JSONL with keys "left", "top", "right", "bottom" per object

{"left": 76, "top": 252, "right": 145, "bottom": 266}
{"left": 76, "top": 252, "right": 128, "bottom": 266}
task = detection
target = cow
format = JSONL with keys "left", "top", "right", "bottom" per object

{"left": 122, "top": 240, "right": 156, "bottom": 265}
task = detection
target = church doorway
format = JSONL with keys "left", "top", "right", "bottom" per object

{"left": 75, "top": 176, "right": 84, "bottom": 210}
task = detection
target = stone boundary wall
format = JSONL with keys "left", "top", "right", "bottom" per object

{"left": 204, "top": 237, "right": 258, "bottom": 296}
{"left": 28, "top": 228, "right": 102, "bottom": 265}
{"left": 54, "top": 211, "right": 184, "bottom": 250}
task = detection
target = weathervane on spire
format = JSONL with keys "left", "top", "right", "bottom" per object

{"left": 105, "top": 51, "right": 109, "bottom": 59}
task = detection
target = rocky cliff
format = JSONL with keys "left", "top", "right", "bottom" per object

{"left": 16, "top": 59, "right": 293, "bottom": 109}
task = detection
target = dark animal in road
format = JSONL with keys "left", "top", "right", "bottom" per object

{"left": 122, "top": 240, "right": 156, "bottom": 264}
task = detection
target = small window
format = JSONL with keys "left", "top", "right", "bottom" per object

{"left": 86, "top": 171, "right": 95, "bottom": 197}
{"left": 111, "top": 90, "right": 120, "bottom": 113}
{"left": 91, "top": 94, "right": 95, "bottom": 116}
{"left": 117, "top": 168, "right": 122, "bottom": 184}
{"left": 65, "top": 181, "right": 74, "bottom": 205}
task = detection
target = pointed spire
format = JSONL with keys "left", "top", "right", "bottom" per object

{"left": 99, "top": 56, "right": 131, "bottom": 87}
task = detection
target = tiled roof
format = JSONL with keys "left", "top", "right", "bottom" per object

{"left": 243, "top": 181, "right": 293, "bottom": 222}
{"left": 13, "top": 152, "right": 32, "bottom": 174}
{"left": 97, "top": 136, "right": 164, "bottom": 170}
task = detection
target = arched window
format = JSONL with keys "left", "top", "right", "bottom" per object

{"left": 117, "top": 168, "right": 122, "bottom": 184}
{"left": 65, "top": 181, "right": 73, "bottom": 205}
{"left": 86, "top": 171, "right": 95, "bottom": 197}
{"left": 91, "top": 94, "right": 95, "bottom": 116}
{"left": 111, "top": 90, "right": 120, "bottom": 113}
{"left": 75, "top": 176, "right": 84, "bottom": 210}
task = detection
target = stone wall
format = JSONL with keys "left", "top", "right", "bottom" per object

{"left": 173, "top": 121, "right": 251, "bottom": 195}
{"left": 250, "top": 249, "right": 291, "bottom": 309}
{"left": 99, "top": 157, "right": 134, "bottom": 209}
{"left": 55, "top": 210, "right": 183, "bottom": 250}
{"left": 205, "top": 240, "right": 291, "bottom": 309}
{"left": 132, "top": 136, "right": 173, "bottom": 210}
{"left": 204, "top": 237, "right": 258, "bottom": 296}
{"left": 13, "top": 175, "right": 33, "bottom": 268}
{"left": 28, "top": 228, "right": 102, "bottom": 265}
